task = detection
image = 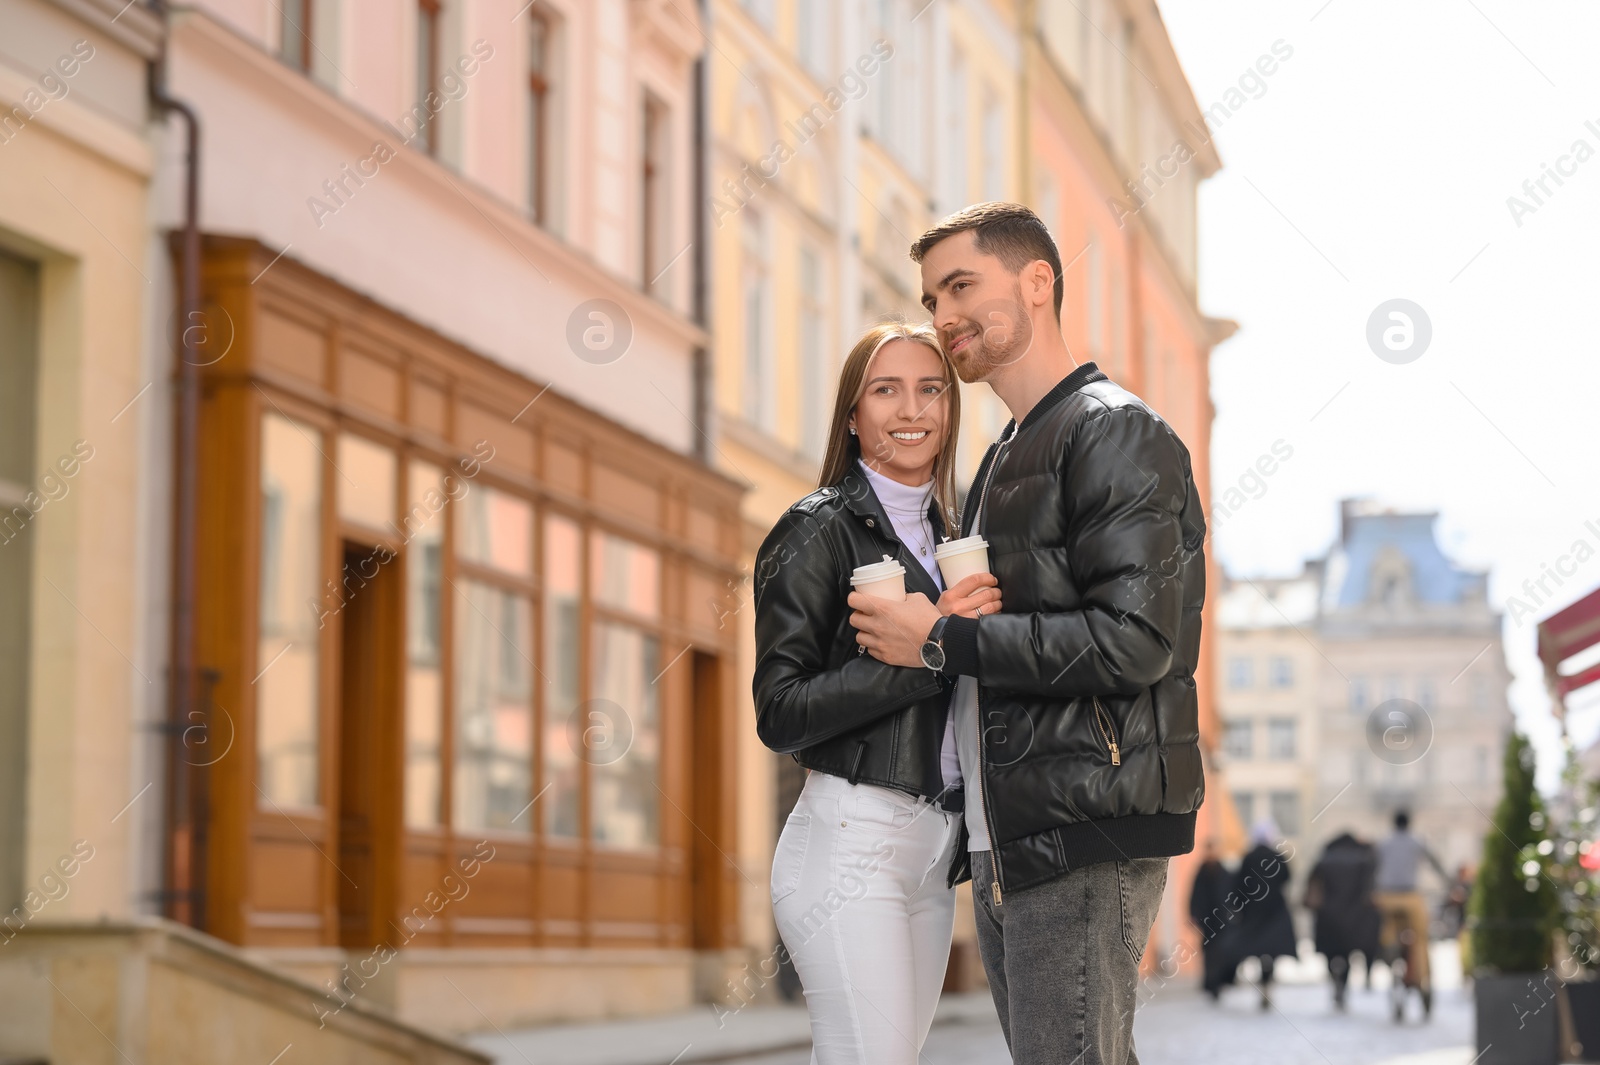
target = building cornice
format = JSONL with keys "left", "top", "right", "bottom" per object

{"left": 630, "top": 0, "right": 706, "bottom": 69}
{"left": 0, "top": 62, "right": 153, "bottom": 178}
{"left": 49, "top": 0, "right": 164, "bottom": 59}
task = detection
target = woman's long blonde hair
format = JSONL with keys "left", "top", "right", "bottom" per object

{"left": 816, "top": 319, "right": 962, "bottom": 532}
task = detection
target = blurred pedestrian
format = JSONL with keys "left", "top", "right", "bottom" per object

{"left": 1305, "top": 831, "right": 1380, "bottom": 1010}
{"left": 1373, "top": 809, "right": 1448, "bottom": 1018}
{"left": 1440, "top": 863, "right": 1473, "bottom": 938}
{"left": 1187, "top": 838, "right": 1239, "bottom": 1000}
{"left": 1231, "top": 819, "right": 1298, "bottom": 1010}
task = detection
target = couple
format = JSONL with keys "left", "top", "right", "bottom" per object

{"left": 751, "top": 202, "right": 1207, "bottom": 1065}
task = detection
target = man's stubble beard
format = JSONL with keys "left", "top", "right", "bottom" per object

{"left": 950, "top": 294, "right": 1033, "bottom": 384}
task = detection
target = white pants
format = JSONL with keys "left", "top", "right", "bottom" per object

{"left": 771, "top": 771, "right": 960, "bottom": 1065}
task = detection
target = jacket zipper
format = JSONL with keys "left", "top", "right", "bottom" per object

{"left": 975, "top": 682, "right": 1002, "bottom": 905}
{"left": 969, "top": 428, "right": 1012, "bottom": 906}
{"left": 1092, "top": 697, "right": 1122, "bottom": 766}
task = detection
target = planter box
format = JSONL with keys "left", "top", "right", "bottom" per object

{"left": 1567, "top": 980, "right": 1600, "bottom": 1063}
{"left": 1474, "top": 972, "right": 1560, "bottom": 1065}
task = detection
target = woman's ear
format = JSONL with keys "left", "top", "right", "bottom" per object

{"left": 847, "top": 412, "right": 857, "bottom": 436}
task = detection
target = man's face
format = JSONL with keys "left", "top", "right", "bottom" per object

{"left": 919, "top": 230, "right": 1034, "bottom": 384}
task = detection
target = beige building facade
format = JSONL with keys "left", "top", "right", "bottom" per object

{"left": 0, "top": 0, "right": 163, "bottom": 940}
{"left": 1216, "top": 572, "right": 1323, "bottom": 866}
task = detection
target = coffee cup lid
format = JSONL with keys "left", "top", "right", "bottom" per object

{"left": 851, "top": 554, "right": 906, "bottom": 584}
{"left": 934, "top": 535, "right": 989, "bottom": 557}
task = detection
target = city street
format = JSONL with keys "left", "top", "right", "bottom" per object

{"left": 479, "top": 943, "right": 1477, "bottom": 1065}
{"left": 722, "top": 979, "right": 1472, "bottom": 1065}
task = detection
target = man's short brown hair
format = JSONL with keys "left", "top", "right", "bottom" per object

{"left": 910, "top": 201, "right": 1064, "bottom": 320}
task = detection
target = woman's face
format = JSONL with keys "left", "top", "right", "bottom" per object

{"left": 848, "top": 339, "right": 951, "bottom": 486}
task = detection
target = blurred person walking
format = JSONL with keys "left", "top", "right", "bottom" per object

{"left": 752, "top": 320, "right": 1000, "bottom": 1065}
{"left": 1305, "top": 832, "right": 1380, "bottom": 1010}
{"left": 1373, "top": 809, "right": 1448, "bottom": 1018}
{"left": 1232, "top": 820, "right": 1298, "bottom": 1011}
{"left": 1440, "top": 863, "right": 1473, "bottom": 938}
{"left": 1187, "top": 838, "right": 1240, "bottom": 1001}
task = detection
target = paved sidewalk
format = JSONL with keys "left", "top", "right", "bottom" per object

{"left": 468, "top": 993, "right": 996, "bottom": 1065}
{"left": 471, "top": 943, "right": 1476, "bottom": 1065}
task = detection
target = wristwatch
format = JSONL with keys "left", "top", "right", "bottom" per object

{"left": 920, "top": 615, "right": 950, "bottom": 671}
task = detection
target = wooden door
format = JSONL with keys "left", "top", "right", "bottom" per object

{"left": 336, "top": 541, "right": 403, "bottom": 950}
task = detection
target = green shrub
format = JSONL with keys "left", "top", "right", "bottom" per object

{"left": 1467, "top": 731, "right": 1559, "bottom": 974}
{"left": 1546, "top": 739, "right": 1600, "bottom": 976}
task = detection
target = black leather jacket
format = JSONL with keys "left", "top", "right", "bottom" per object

{"left": 938, "top": 362, "right": 1206, "bottom": 895}
{"left": 751, "top": 465, "right": 956, "bottom": 798}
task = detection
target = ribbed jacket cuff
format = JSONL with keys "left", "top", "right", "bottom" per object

{"left": 941, "top": 615, "right": 981, "bottom": 678}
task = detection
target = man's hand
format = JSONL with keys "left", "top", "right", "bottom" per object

{"left": 848, "top": 591, "right": 942, "bottom": 668}
{"left": 938, "top": 572, "right": 1001, "bottom": 619}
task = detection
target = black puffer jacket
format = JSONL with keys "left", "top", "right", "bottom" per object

{"left": 751, "top": 466, "right": 956, "bottom": 797}
{"left": 938, "top": 362, "right": 1206, "bottom": 895}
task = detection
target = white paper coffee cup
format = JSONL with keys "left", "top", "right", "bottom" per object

{"left": 934, "top": 535, "right": 991, "bottom": 588}
{"left": 850, "top": 554, "right": 906, "bottom": 600}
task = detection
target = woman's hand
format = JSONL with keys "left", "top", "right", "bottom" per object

{"left": 938, "top": 572, "right": 1001, "bottom": 618}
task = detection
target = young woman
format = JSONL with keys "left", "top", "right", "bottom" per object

{"left": 752, "top": 320, "right": 1001, "bottom": 1065}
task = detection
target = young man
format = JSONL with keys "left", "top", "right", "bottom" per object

{"left": 848, "top": 202, "right": 1206, "bottom": 1065}
{"left": 1373, "top": 809, "right": 1447, "bottom": 1015}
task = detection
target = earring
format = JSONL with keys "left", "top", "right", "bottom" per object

{"left": 849, "top": 427, "right": 857, "bottom": 435}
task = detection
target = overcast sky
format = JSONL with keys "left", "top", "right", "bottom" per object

{"left": 1155, "top": 0, "right": 1600, "bottom": 790}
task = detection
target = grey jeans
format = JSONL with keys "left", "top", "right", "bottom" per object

{"left": 972, "top": 854, "right": 1168, "bottom": 1065}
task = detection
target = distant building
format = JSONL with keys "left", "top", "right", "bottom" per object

{"left": 1220, "top": 500, "right": 1515, "bottom": 894}
{"left": 1314, "top": 499, "right": 1511, "bottom": 876}
{"left": 1215, "top": 570, "right": 1323, "bottom": 870}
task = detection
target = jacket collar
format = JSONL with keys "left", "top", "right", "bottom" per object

{"left": 1015, "top": 361, "right": 1108, "bottom": 434}
{"left": 836, "top": 466, "right": 951, "bottom": 536}
{"left": 834, "top": 466, "right": 949, "bottom": 600}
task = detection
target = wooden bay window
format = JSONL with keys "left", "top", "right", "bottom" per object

{"left": 185, "top": 237, "right": 742, "bottom": 956}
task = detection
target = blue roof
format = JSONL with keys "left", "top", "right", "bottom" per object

{"left": 1324, "top": 510, "right": 1483, "bottom": 608}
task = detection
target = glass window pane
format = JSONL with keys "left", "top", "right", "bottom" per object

{"left": 454, "top": 579, "right": 533, "bottom": 832}
{"left": 337, "top": 433, "right": 396, "bottom": 529}
{"left": 590, "top": 620, "right": 658, "bottom": 848}
{"left": 1232, "top": 791, "right": 1254, "bottom": 830}
{"left": 1223, "top": 719, "right": 1252, "bottom": 761}
{"left": 1270, "top": 791, "right": 1301, "bottom": 835}
{"left": 404, "top": 461, "right": 446, "bottom": 828}
{"left": 1267, "top": 718, "right": 1296, "bottom": 760}
{"left": 590, "top": 531, "right": 659, "bottom": 617}
{"left": 458, "top": 484, "right": 532, "bottom": 576}
{"left": 258, "top": 412, "right": 322, "bottom": 809}
{"left": 544, "top": 514, "right": 582, "bottom": 838}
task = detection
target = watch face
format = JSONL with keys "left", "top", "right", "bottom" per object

{"left": 920, "top": 641, "right": 945, "bottom": 671}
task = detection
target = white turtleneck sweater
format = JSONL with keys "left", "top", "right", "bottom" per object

{"left": 857, "top": 459, "right": 961, "bottom": 792}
